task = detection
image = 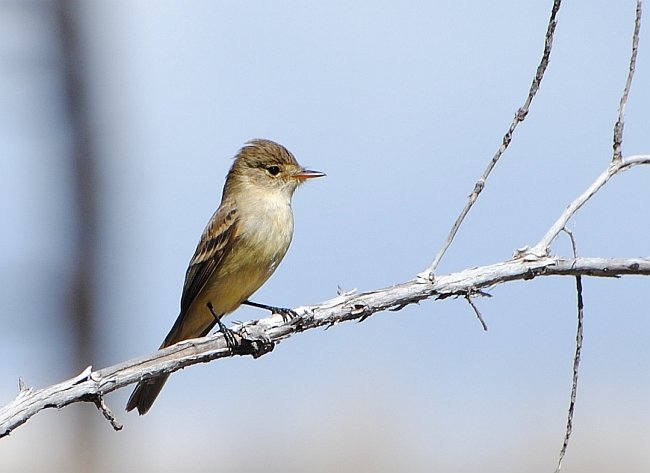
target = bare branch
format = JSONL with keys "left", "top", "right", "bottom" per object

{"left": 526, "top": 154, "right": 650, "bottom": 258}
{"left": 1, "top": 255, "right": 649, "bottom": 438}
{"left": 613, "top": 1, "right": 643, "bottom": 163}
{"left": 465, "top": 294, "right": 488, "bottom": 332}
{"left": 421, "top": 0, "right": 563, "bottom": 279}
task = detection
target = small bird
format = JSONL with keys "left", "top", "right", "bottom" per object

{"left": 126, "top": 139, "right": 325, "bottom": 415}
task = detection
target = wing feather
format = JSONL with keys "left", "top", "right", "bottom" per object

{"left": 179, "top": 198, "right": 239, "bottom": 316}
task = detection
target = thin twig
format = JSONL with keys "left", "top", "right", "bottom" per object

{"left": 613, "top": 1, "right": 643, "bottom": 163}
{"left": 92, "top": 394, "right": 123, "bottom": 432}
{"left": 420, "top": 0, "right": 563, "bottom": 279}
{"left": 465, "top": 294, "right": 488, "bottom": 331}
{"left": 555, "top": 228, "right": 584, "bottom": 472}
{"left": 527, "top": 155, "right": 650, "bottom": 258}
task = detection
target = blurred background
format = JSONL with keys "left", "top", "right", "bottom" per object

{"left": 1, "top": 1, "right": 649, "bottom": 472}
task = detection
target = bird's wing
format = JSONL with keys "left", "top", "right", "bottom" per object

{"left": 179, "top": 197, "right": 239, "bottom": 316}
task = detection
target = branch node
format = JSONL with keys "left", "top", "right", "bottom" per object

{"left": 515, "top": 107, "right": 528, "bottom": 121}
{"left": 18, "top": 378, "right": 29, "bottom": 393}
{"left": 72, "top": 366, "right": 93, "bottom": 386}
{"left": 416, "top": 270, "right": 435, "bottom": 283}
{"left": 235, "top": 326, "right": 276, "bottom": 358}
{"left": 513, "top": 245, "right": 548, "bottom": 261}
{"left": 235, "top": 337, "right": 275, "bottom": 359}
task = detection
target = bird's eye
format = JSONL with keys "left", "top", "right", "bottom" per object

{"left": 267, "top": 165, "right": 281, "bottom": 176}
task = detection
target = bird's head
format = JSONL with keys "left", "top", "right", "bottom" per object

{"left": 225, "top": 139, "right": 325, "bottom": 199}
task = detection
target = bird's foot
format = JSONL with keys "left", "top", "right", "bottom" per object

{"left": 207, "top": 301, "right": 239, "bottom": 351}
{"left": 242, "top": 300, "right": 299, "bottom": 323}
{"left": 217, "top": 319, "right": 239, "bottom": 352}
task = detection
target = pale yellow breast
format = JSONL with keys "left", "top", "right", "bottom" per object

{"left": 200, "top": 191, "right": 294, "bottom": 315}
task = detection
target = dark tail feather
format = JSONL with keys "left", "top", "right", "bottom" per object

{"left": 126, "top": 310, "right": 218, "bottom": 415}
{"left": 126, "top": 373, "right": 170, "bottom": 415}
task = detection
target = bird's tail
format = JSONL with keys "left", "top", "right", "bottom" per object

{"left": 126, "top": 373, "right": 170, "bottom": 415}
{"left": 126, "top": 310, "right": 218, "bottom": 415}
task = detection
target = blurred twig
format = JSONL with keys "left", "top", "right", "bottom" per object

{"left": 55, "top": 2, "right": 101, "bottom": 471}
{"left": 56, "top": 0, "right": 99, "bottom": 376}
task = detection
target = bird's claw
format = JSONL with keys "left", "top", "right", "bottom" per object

{"left": 273, "top": 307, "right": 299, "bottom": 323}
{"left": 217, "top": 319, "right": 239, "bottom": 352}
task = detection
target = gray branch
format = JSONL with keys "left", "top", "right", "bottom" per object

{"left": 1, "top": 254, "right": 650, "bottom": 438}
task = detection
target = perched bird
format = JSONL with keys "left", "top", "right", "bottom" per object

{"left": 126, "top": 139, "right": 325, "bottom": 415}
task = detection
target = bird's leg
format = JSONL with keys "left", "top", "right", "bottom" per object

{"left": 207, "top": 302, "right": 238, "bottom": 350}
{"left": 242, "top": 300, "right": 298, "bottom": 323}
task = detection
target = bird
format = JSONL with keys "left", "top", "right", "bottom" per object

{"left": 126, "top": 139, "right": 325, "bottom": 415}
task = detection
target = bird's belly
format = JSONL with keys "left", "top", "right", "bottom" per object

{"left": 201, "top": 264, "right": 271, "bottom": 315}
{"left": 196, "top": 237, "right": 290, "bottom": 316}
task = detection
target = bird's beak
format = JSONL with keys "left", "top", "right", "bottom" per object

{"left": 294, "top": 168, "right": 326, "bottom": 181}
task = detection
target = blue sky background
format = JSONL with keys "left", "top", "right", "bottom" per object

{"left": 1, "top": 1, "right": 649, "bottom": 472}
